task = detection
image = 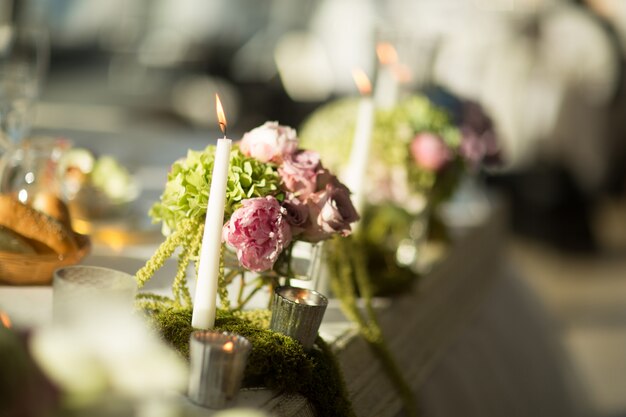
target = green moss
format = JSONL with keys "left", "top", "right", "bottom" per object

{"left": 143, "top": 304, "right": 354, "bottom": 417}
{"left": 142, "top": 305, "right": 194, "bottom": 358}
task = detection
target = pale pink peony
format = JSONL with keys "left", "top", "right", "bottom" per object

{"left": 222, "top": 196, "right": 292, "bottom": 272}
{"left": 301, "top": 177, "right": 360, "bottom": 242}
{"left": 239, "top": 121, "right": 298, "bottom": 164}
{"left": 278, "top": 150, "right": 322, "bottom": 200}
{"left": 409, "top": 132, "right": 451, "bottom": 172}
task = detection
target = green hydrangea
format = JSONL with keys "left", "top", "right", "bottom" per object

{"left": 300, "top": 94, "right": 462, "bottom": 198}
{"left": 149, "top": 146, "right": 282, "bottom": 235}
{"left": 299, "top": 97, "right": 360, "bottom": 172}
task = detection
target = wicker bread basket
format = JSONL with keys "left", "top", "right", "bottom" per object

{"left": 0, "top": 233, "right": 91, "bottom": 285}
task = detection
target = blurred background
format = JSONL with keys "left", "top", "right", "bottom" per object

{"left": 2, "top": 0, "right": 626, "bottom": 415}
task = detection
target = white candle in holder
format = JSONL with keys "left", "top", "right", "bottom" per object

{"left": 374, "top": 42, "right": 399, "bottom": 110}
{"left": 344, "top": 68, "right": 374, "bottom": 216}
{"left": 269, "top": 286, "right": 329, "bottom": 351}
{"left": 192, "top": 94, "right": 232, "bottom": 329}
{"left": 188, "top": 331, "right": 252, "bottom": 408}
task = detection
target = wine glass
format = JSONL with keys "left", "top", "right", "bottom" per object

{"left": 0, "top": 24, "right": 48, "bottom": 150}
{"left": 0, "top": 136, "right": 70, "bottom": 205}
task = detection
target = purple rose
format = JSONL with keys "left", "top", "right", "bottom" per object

{"left": 301, "top": 178, "right": 360, "bottom": 242}
{"left": 282, "top": 196, "right": 310, "bottom": 236}
{"left": 239, "top": 121, "right": 298, "bottom": 164}
{"left": 409, "top": 132, "right": 451, "bottom": 172}
{"left": 459, "top": 127, "right": 487, "bottom": 167}
{"left": 278, "top": 150, "right": 322, "bottom": 200}
{"left": 459, "top": 101, "right": 501, "bottom": 168}
{"left": 222, "top": 196, "right": 292, "bottom": 272}
{"left": 315, "top": 168, "right": 334, "bottom": 189}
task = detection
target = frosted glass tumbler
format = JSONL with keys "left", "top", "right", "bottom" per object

{"left": 52, "top": 265, "right": 136, "bottom": 323}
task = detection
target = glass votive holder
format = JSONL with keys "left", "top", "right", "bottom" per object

{"left": 269, "top": 286, "right": 328, "bottom": 351}
{"left": 188, "top": 331, "right": 252, "bottom": 409}
{"left": 52, "top": 265, "right": 136, "bottom": 323}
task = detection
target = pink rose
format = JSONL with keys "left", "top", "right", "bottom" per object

{"left": 278, "top": 150, "right": 322, "bottom": 200}
{"left": 410, "top": 133, "right": 451, "bottom": 171}
{"left": 239, "top": 121, "right": 298, "bottom": 164}
{"left": 301, "top": 177, "right": 360, "bottom": 242}
{"left": 222, "top": 196, "right": 292, "bottom": 272}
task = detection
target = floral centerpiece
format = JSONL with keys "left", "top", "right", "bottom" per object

{"left": 134, "top": 121, "right": 359, "bottom": 417}
{"left": 300, "top": 92, "right": 501, "bottom": 290}
{"left": 136, "top": 121, "right": 358, "bottom": 310}
{"left": 293, "top": 93, "right": 501, "bottom": 417}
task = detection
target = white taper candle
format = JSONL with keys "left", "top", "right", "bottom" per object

{"left": 373, "top": 42, "right": 399, "bottom": 110}
{"left": 192, "top": 137, "right": 232, "bottom": 329}
{"left": 344, "top": 97, "right": 374, "bottom": 216}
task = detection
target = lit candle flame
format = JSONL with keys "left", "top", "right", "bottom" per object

{"left": 376, "top": 42, "right": 398, "bottom": 65}
{"left": 0, "top": 311, "right": 11, "bottom": 328}
{"left": 352, "top": 68, "right": 372, "bottom": 96}
{"left": 295, "top": 297, "right": 311, "bottom": 305}
{"left": 215, "top": 93, "right": 227, "bottom": 135}
{"left": 223, "top": 341, "right": 234, "bottom": 352}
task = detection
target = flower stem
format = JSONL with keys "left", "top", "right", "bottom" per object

{"left": 236, "top": 272, "right": 246, "bottom": 308}
{"left": 217, "top": 244, "right": 231, "bottom": 310}
{"left": 237, "top": 277, "right": 264, "bottom": 310}
{"left": 327, "top": 236, "right": 419, "bottom": 417}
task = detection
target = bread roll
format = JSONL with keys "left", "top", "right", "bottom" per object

{"left": 0, "top": 226, "right": 36, "bottom": 254}
{"left": 30, "top": 192, "right": 73, "bottom": 232}
{"left": 0, "top": 194, "right": 77, "bottom": 255}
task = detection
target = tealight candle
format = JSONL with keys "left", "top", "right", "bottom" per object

{"left": 192, "top": 94, "right": 232, "bottom": 329}
{"left": 187, "top": 331, "right": 251, "bottom": 408}
{"left": 269, "top": 286, "right": 328, "bottom": 351}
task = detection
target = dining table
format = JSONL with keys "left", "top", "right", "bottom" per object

{"left": 0, "top": 129, "right": 587, "bottom": 417}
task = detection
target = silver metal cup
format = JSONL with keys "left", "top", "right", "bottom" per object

{"left": 187, "top": 331, "right": 251, "bottom": 409}
{"left": 269, "top": 286, "right": 328, "bottom": 351}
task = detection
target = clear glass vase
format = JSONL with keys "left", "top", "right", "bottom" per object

{"left": 395, "top": 201, "right": 431, "bottom": 273}
{"left": 0, "top": 137, "right": 70, "bottom": 205}
{"left": 223, "top": 240, "right": 326, "bottom": 310}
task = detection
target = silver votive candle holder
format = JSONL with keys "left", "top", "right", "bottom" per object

{"left": 188, "top": 331, "right": 251, "bottom": 409}
{"left": 269, "top": 286, "right": 328, "bottom": 351}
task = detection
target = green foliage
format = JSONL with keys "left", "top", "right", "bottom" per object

{"left": 325, "top": 236, "right": 418, "bottom": 417}
{"left": 357, "top": 204, "right": 416, "bottom": 295}
{"left": 425, "top": 155, "right": 465, "bottom": 211}
{"left": 143, "top": 305, "right": 354, "bottom": 417}
{"left": 149, "top": 146, "right": 282, "bottom": 235}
